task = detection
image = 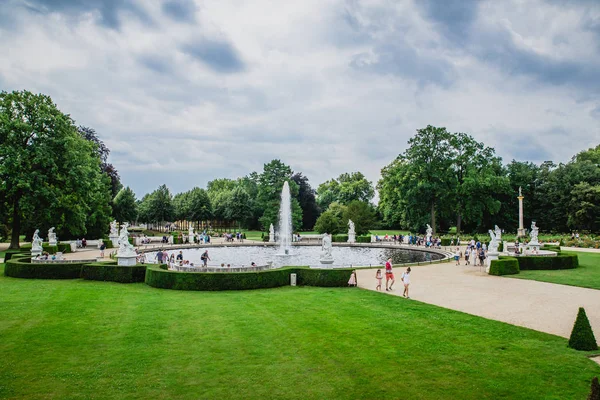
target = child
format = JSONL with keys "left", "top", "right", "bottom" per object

{"left": 375, "top": 269, "right": 382, "bottom": 291}
{"left": 348, "top": 270, "right": 357, "bottom": 287}
{"left": 401, "top": 267, "right": 411, "bottom": 299}
{"left": 454, "top": 247, "right": 461, "bottom": 266}
{"left": 465, "top": 247, "right": 470, "bottom": 265}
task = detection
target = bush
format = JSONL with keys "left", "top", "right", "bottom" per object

{"left": 440, "top": 238, "right": 452, "bottom": 246}
{"left": 4, "top": 249, "right": 27, "bottom": 262}
{"left": 81, "top": 261, "right": 147, "bottom": 283}
{"left": 356, "top": 235, "right": 371, "bottom": 243}
{"left": 517, "top": 254, "right": 578, "bottom": 270}
{"left": 145, "top": 266, "right": 354, "bottom": 291}
{"left": 332, "top": 234, "right": 349, "bottom": 242}
{"left": 589, "top": 377, "right": 600, "bottom": 400}
{"left": 4, "top": 255, "right": 84, "bottom": 279}
{"left": 489, "top": 257, "right": 520, "bottom": 276}
{"left": 568, "top": 307, "right": 598, "bottom": 351}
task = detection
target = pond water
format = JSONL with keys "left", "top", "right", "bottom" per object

{"left": 147, "top": 245, "right": 444, "bottom": 268}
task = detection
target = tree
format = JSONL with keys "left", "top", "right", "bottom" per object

{"left": 0, "top": 90, "right": 112, "bottom": 247}
{"left": 568, "top": 182, "right": 600, "bottom": 232}
{"left": 291, "top": 172, "right": 320, "bottom": 230}
{"left": 79, "top": 126, "right": 121, "bottom": 197}
{"left": 343, "top": 200, "right": 376, "bottom": 235}
{"left": 317, "top": 172, "right": 374, "bottom": 210}
{"left": 257, "top": 160, "right": 302, "bottom": 231}
{"left": 314, "top": 210, "right": 343, "bottom": 234}
{"left": 225, "top": 186, "right": 252, "bottom": 227}
{"left": 187, "top": 187, "right": 212, "bottom": 223}
{"left": 113, "top": 187, "right": 138, "bottom": 223}
{"left": 142, "top": 184, "right": 174, "bottom": 225}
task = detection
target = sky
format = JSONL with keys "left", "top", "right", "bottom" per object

{"left": 0, "top": 0, "right": 599, "bottom": 198}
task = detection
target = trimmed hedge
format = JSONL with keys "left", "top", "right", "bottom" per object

{"left": 4, "top": 255, "right": 84, "bottom": 279}
{"left": 15, "top": 243, "right": 72, "bottom": 254}
{"left": 145, "top": 266, "right": 354, "bottom": 291}
{"left": 489, "top": 257, "right": 520, "bottom": 276}
{"left": 568, "top": 307, "right": 598, "bottom": 351}
{"left": 332, "top": 234, "right": 349, "bottom": 242}
{"left": 517, "top": 254, "right": 578, "bottom": 270}
{"left": 81, "top": 261, "right": 147, "bottom": 283}
{"left": 356, "top": 235, "right": 371, "bottom": 243}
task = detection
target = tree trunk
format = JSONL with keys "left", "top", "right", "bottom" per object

{"left": 431, "top": 202, "right": 436, "bottom": 236}
{"left": 9, "top": 194, "right": 21, "bottom": 249}
{"left": 456, "top": 214, "right": 462, "bottom": 236}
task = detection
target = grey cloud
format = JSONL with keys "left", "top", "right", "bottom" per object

{"left": 16, "top": 0, "right": 151, "bottom": 29}
{"left": 591, "top": 106, "right": 600, "bottom": 119}
{"left": 181, "top": 39, "right": 245, "bottom": 73}
{"left": 416, "top": 0, "right": 483, "bottom": 44}
{"left": 138, "top": 54, "right": 173, "bottom": 74}
{"left": 162, "top": 0, "right": 196, "bottom": 23}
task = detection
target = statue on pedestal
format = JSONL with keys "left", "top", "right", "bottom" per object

{"left": 47, "top": 227, "right": 57, "bottom": 246}
{"left": 320, "top": 233, "right": 334, "bottom": 264}
{"left": 347, "top": 219, "right": 356, "bottom": 243}
{"left": 188, "top": 226, "right": 195, "bottom": 244}
{"left": 529, "top": 221, "right": 539, "bottom": 245}
{"left": 117, "top": 222, "right": 136, "bottom": 257}
{"left": 269, "top": 224, "right": 275, "bottom": 243}
{"left": 426, "top": 224, "right": 433, "bottom": 242}
{"left": 109, "top": 220, "right": 119, "bottom": 247}
{"left": 488, "top": 229, "right": 499, "bottom": 253}
{"left": 31, "top": 229, "right": 43, "bottom": 255}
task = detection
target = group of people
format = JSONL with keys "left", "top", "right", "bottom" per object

{"left": 373, "top": 234, "right": 442, "bottom": 248}
{"left": 155, "top": 249, "right": 211, "bottom": 268}
{"left": 372, "top": 258, "right": 412, "bottom": 298}
{"left": 75, "top": 238, "right": 87, "bottom": 248}
{"left": 453, "top": 239, "right": 487, "bottom": 266}
{"left": 223, "top": 232, "right": 244, "bottom": 242}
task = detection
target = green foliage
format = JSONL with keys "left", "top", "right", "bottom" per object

{"left": 589, "top": 377, "right": 600, "bottom": 400}
{"left": 257, "top": 160, "right": 303, "bottom": 231}
{"left": 0, "top": 90, "right": 113, "bottom": 247}
{"left": 356, "top": 235, "right": 371, "bottom": 243}
{"left": 343, "top": 200, "right": 376, "bottom": 235}
{"left": 316, "top": 172, "right": 374, "bottom": 211}
{"left": 225, "top": 186, "right": 252, "bottom": 226}
{"left": 489, "top": 257, "right": 520, "bottom": 276}
{"left": 291, "top": 172, "right": 320, "bottom": 230}
{"left": 314, "top": 210, "right": 343, "bottom": 234}
{"left": 517, "top": 254, "right": 578, "bottom": 270}
{"left": 81, "top": 261, "right": 146, "bottom": 283}
{"left": 112, "top": 187, "right": 138, "bottom": 222}
{"left": 138, "top": 184, "right": 174, "bottom": 223}
{"left": 568, "top": 307, "right": 598, "bottom": 351}
{"left": 332, "top": 234, "right": 349, "bottom": 242}
{"left": 4, "top": 255, "right": 84, "bottom": 279}
{"left": 145, "top": 266, "right": 353, "bottom": 291}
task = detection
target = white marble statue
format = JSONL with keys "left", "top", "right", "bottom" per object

{"left": 31, "top": 229, "right": 43, "bottom": 255}
{"left": 320, "top": 233, "right": 334, "bottom": 264}
{"left": 269, "top": 223, "right": 275, "bottom": 243}
{"left": 494, "top": 225, "right": 502, "bottom": 242}
{"left": 347, "top": 219, "right": 356, "bottom": 243}
{"left": 488, "top": 229, "right": 499, "bottom": 253}
{"left": 426, "top": 224, "right": 433, "bottom": 241}
{"left": 110, "top": 220, "right": 119, "bottom": 237}
{"left": 47, "top": 227, "right": 57, "bottom": 246}
{"left": 117, "top": 222, "right": 136, "bottom": 257}
{"left": 529, "top": 221, "right": 539, "bottom": 245}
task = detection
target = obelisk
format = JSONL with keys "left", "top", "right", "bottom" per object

{"left": 517, "top": 186, "right": 526, "bottom": 237}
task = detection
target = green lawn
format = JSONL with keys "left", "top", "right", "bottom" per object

{"left": 0, "top": 266, "right": 598, "bottom": 399}
{"left": 512, "top": 251, "right": 600, "bottom": 290}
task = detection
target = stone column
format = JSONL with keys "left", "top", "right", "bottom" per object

{"left": 517, "top": 188, "right": 526, "bottom": 237}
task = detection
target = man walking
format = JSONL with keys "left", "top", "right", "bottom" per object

{"left": 385, "top": 258, "right": 395, "bottom": 291}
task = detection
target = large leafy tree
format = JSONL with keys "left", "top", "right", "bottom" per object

{"left": 291, "top": 172, "right": 320, "bottom": 230}
{"left": 139, "top": 184, "right": 174, "bottom": 225}
{"left": 225, "top": 186, "right": 252, "bottom": 228}
{"left": 342, "top": 200, "right": 376, "bottom": 235}
{"left": 79, "top": 126, "right": 121, "bottom": 197}
{"left": 0, "top": 90, "right": 112, "bottom": 247}
{"left": 187, "top": 187, "right": 212, "bottom": 223}
{"left": 257, "top": 160, "right": 302, "bottom": 231}
{"left": 316, "top": 172, "right": 374, "bottom": 210}
{"left": 113, "top": 187, "right": 138, "bottom": 223}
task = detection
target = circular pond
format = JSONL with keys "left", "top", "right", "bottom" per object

{"left": 147, "top": 245, "right": 444, "bottom": 268}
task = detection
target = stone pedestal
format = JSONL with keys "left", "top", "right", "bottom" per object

{"left": 189, "top": 234, "right": 195, "bottom": 244}
{"left": 486, "top": 251, "right": 499, "bottom": 273}
{"left": 109, "top": 235, "right": 119, "bottom": 247}
{"left": 348, "top": 233, "right": 356, "bottom": 243}
{"left": 31, "top": 248, "right": 42, "bottom": 257}
{"left": 70, "top": 242, "right": 77, "bottom": 252}
{"left": 320, "top": 256, "right": 334, "bottom": 265}
{"left": 527, "top": 243, "right": 541, "bottom": 255}
{"left": 117, "top": 255, "right": 137, "bottom": 266}
{"left": 269, "top": 233, "right": 275, "bottom": 243}
{"left": 49, "top": 239, "right": 57, "bottom": 247}
{"left": 517, "top": 195, "right": 526, "bottom": 237}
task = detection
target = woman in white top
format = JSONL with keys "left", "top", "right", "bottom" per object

{"left": 401, "top": 267, "right": 411, "bottom": 299}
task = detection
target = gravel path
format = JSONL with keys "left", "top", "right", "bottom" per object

{"left": 356, "top": 261, "right": 600, "bottom": 339}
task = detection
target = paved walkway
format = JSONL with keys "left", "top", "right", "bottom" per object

{"left": 357, "top": 261, "right": 600, "bottom": 339}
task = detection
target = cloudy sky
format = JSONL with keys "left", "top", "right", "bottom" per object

{"left": 1, "top": 0, "right": 599, "bottom": 198}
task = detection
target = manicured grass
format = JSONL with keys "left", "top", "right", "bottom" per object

{"left": 0, "top": 266, "right": 598, "bottom": 399}
{"left": 369, "top": 229, "right": 410, "bottom": 236}
{"left": 512, "top": 251, "right": 600, "bottom": 290}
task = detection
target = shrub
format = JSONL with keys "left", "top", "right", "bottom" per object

{"left": 568, "top": 307, "right": 598, "bottom": 351}
{"left": 517, "top": 254, "right": 578, "bottom": 270}
{"left": 145, "top": 266, "right": 353, "bottom": 291}
{"left": 440, "top": 238, "right": 452, "bottom": 246}
{"left": 332, "top": 234, "right": 349, "bottom": 242}
{"left": 589, "top": 377, "right": 600, "bottom": 400}
{"left": 4, "top": 249, "right": 27, "bottom": 262}
{"left": 81, "top": 261, "right": 147, "bottom": 283}
{"left": 489, "top": 257, "right": 520, "bottom": 276}
{"left": 356, "top": 235, "right": 371, "bottom": 243}
{"left": 4, "top": 255, "right": 84, "bottom": 279}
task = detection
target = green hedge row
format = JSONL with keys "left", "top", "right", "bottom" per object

{"left": 81, "top": 261, "right": 147, "bottom": 283}
{"left": 145, "top": 266, "right": 354, "bottom": 291}
{"left": 4, "top": 254, "right": 85, "bottom": 279}
{"left": 356, "top": 235, "right": 371, "bottom": 243}
{"left": 517, "top": 254, "right": 578, "bottom": 270}
{"left": 332, "top": 234, "right": 349, "bottom": 242}
{"left": 15, "top": 243, "right": 72, "bottom": 255}
{"left": 489, "top": 257, "right": 520, "bottom": 276}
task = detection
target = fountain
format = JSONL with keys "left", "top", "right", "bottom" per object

{"left": 277, "top": 181, "right": 293, "bottom": 256}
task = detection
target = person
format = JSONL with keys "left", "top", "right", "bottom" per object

{"left": 82, "top": 238, "right": 87, "bottom": 248}
{"left": 176, "top": 251, "right": 183, "bottom": 261}
{"left": 155, "top": 250, "right": 164, "bottom": 264}
{"left": 348, "top": 270, "right": 357, "bottom": 287}
{"left": 385, "top": 258, "right": 395, "bottom": 291}
{"left": 375, "top": 269, "right": 382, "bottom": 291}
{"left": 201, "top": 250, "right": 210, "bottom": 267}
{"left": 100, "top": 242, "right": 106, "bottom": 258}
{"left": 478, "top": 247, "right": 486, "bottom": 266}
{"left": 251, "top": 262, "right": 257, "bottom": 267}
{"left": 465, "top": 247, "right": 470, "bottom": 265}
{"left": 169, "top": 253, "right": 175, "bottom": 264}
{"left": 401, "top": 267, "right": 411, "bottom": 298}
{"left": 454, "top": 247, "right": 461, "bottom": 266}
